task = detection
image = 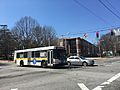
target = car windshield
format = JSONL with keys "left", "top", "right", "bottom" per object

{"left": 80, "top": 56, "right": 86, "bottom": 59}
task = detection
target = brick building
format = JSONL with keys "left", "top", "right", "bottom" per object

{"left": 60, "top": 37, "right": 98, "bottom": 57}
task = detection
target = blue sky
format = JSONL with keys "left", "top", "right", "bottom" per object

{"left": 0, "top": 0, "right": 120, "bottom": 43}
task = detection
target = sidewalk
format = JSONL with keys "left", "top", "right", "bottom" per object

{"left": 87, "top": 56, "right": 120, "bottom": 61}
{"left": 0, "top": 60, "right": 14, "bottom": 63}
{"left": 86, "top": 57, "right": 107, "bottom": 60}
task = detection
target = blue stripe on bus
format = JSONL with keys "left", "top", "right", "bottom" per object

{"left": 28, "top": 60, "right": 42, "bottom": 62}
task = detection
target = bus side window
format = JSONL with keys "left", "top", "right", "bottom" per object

{"left": 40, "top": 51, "right": 47, "bottom": 58}
{"left": 31, "top": 51, "right": 40, "bottom": 58}
{"left": 16, "top": 53, "right": 20, "bottom": 58}
{"left": 32, "top": 51, "right": 35, "bottom": 58}
{"left": 16, "top": 53, "right": 24, "bottom": 58}
{"left": 24, "top": 52, "right": 28, "bottom": 58}
{"left": 35, "top": 51, "right": 40, "bottom": 58}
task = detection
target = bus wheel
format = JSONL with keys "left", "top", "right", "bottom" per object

{"left": 41, "top": 61, "right": 47, "bottom": 68}
{"left": 20, "top": 60, "right": 24, "bottom": 67}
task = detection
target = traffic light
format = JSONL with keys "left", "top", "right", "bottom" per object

{"left": 96, "top": 31, "right": 99, "bottom": 38}
{"left": 110, "top": 30, "right": 114, "bottom": 36}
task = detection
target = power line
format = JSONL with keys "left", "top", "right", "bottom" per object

{"left": 106, "top": 0, "right": 120, "bottom": 15}
{"left": 61, "top": 26, "right": 120, "bottom": 36}
{"left": 98, "top": 0, "right": 120, "bottom": 20}
{"left": 73, "top": 0, "right": 111, "bottom": 25}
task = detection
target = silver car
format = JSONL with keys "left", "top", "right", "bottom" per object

{"left": 67, "top": 56, "right": 94, "bottom": 66}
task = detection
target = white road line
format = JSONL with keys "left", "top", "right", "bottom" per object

{"left": 101, "top": 81, "right": 110, "bottom": 85}
{"left": 77, "top": 83, "right": 89, "bottom": 90}
{"left": 92, "top": 86, "right": 104, "bottom": 90}
{"left": 101, "top": 72, "right": 120, "bottom": 85}
{"left": 78, "top": 72, "right": 120, "bottom": 90}
{"left": 93, "top": 72, "right": 120, "bottom": 90}
{"left": 107, "top": 73, "right": 120, "bottom": 83}
{"left": 11, "top": 88, "right": 18, "bottom": 90}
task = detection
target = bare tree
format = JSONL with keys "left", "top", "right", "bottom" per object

{"left": 42, "top": 26, "right": 58, "bottom": 46}
{"left": 99, "top": 33, "right": 117, "bottom": 56}
{"left": 32, "top": 26, "right": 43, "bottom": 47}
{"left": 12, "top": 16, "right": 58, "bottom": 49}
{"left": 12, "top": 16, "right": 39, "bottom": 49}
{"left": 32, "top": 26, "right": 58, "bottom": 47}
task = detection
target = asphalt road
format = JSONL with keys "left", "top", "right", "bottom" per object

{"left": 0, "top": 57, "right": 120, "bottom": 90}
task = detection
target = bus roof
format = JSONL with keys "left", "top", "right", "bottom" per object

{"left": 14, "top": 46, "right": 64, "bottom": 53}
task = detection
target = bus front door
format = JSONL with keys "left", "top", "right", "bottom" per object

{"left": 48, "top": 50, "right": 53, "bottom": 66}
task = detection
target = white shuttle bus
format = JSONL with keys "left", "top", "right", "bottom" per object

{"left": 14, "top": 46, "right": 67, "bottom": 67}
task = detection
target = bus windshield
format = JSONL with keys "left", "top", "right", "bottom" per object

{"left": 53, "top": 49, "right": 66, "bottom": 60}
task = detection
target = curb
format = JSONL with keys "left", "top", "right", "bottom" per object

{"left": 86, "top": 57, "right": 106, "bottom": 60}
{"left": 0, "top": 60, "right": 14, "bottom": 63}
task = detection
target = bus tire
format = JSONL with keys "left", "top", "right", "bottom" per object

{"left": 20, "top": 60, "right": 24, "bottom": 67}
{"left": 41, "top": 61, "right": 47, "bottom": 68}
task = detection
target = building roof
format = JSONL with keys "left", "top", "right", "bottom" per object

{"left": 63, "top": 37, "right": 96, "bottom": 46}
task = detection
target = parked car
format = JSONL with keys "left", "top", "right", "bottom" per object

{"left": 67, "top": 56, "right": 94, "bottom": 66}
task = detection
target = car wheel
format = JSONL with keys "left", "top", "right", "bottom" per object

{"left": 82, "top": 62, "right": 88, "bottom": 66}
{"left": 67, "top": 62, "right": 71, "bottom": 67}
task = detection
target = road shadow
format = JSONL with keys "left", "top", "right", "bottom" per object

{"left": 0, "top": 63, "right": 10, "bottom": 66}
{"left": 17, "top": 65, "right": 81, "bottom": 69}
{"left": 19, "top": 65, "right": 69, "bottom": 69}
{"left": 17, "top": 64, "right": 98, "bottom": 69}
{"left": 88, "top": 65, "right": 98, "bottom": 67}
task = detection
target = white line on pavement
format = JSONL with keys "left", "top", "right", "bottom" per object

{"left": 93, "top": 72, "right": 120, "bottom": 90}
{"left": 11, "top": 88, "right": 18, "bottom": 90}
{"left": 77, "top": 83, "right": 89, "bottom": 90}
{"left": 92, "top": 86, "right": 104, "bottom": 90}
{"left": 107, "top": 73, "right": 120, "bottom": 83}
{"left": 78, "top": 72, "right": 120, "bottom": 90}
